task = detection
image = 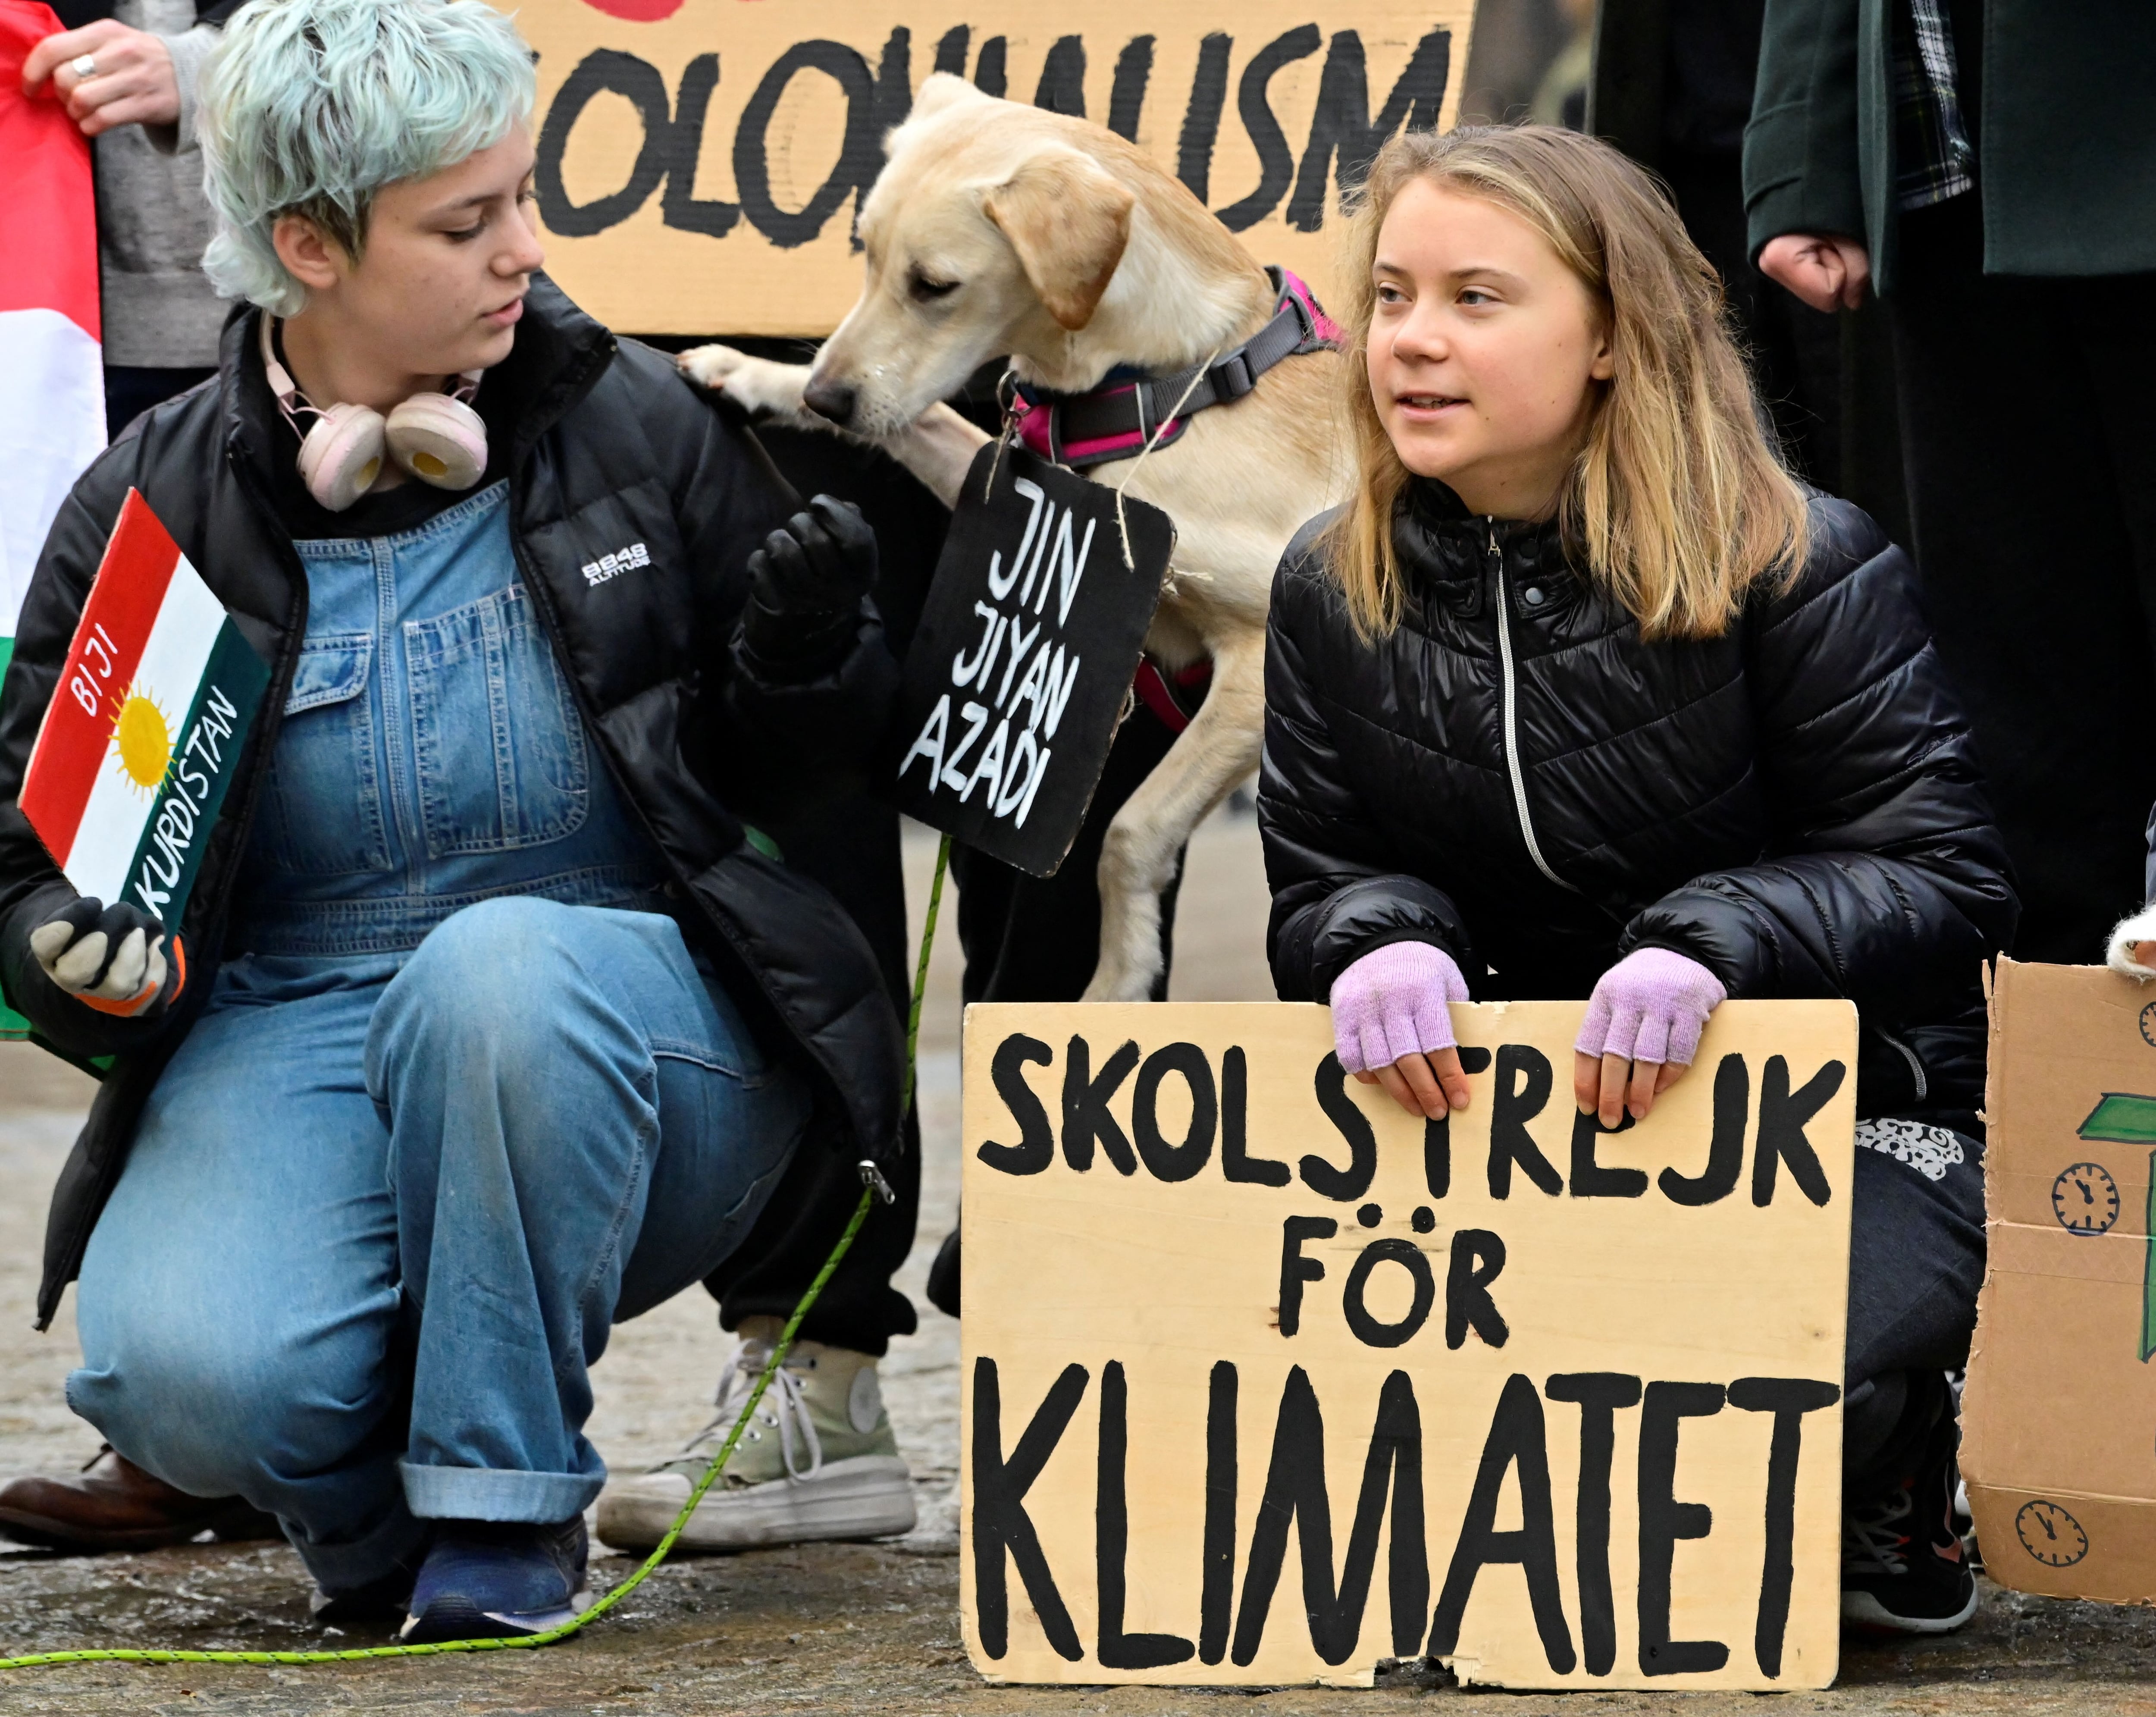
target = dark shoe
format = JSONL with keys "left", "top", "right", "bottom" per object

{"left": 399, "top": 1517, "right": 588, "bottom": 1643}
{"left": 1842, "top": 1398, "right": 1978, "bottom": 1634}
{"left": 925, "top": 1225, "right": 959, "bottom": 1319}
{"left": 312, "top": 1558, "right": 423, "bottom": 1628}
{"left": 0, "top": 1445, "right": 281, "bottom": 1553}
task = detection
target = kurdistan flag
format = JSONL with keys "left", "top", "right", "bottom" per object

{"left": 3, "top": 0, "right": 106, "bottom": 1039}
{"left": 19, "top": 491, "right": 268, "bottom": 936}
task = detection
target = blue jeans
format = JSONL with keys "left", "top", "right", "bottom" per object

{"left": 68, "top": 897, "right": 809, "bottom": 1593}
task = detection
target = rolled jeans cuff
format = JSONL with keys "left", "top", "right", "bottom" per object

{"left": 400, "top": 1459, "right": 603, "bottom": 1524}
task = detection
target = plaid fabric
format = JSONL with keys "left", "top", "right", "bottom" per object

{"left": 1893, "top": 0, "right": 1976, "bottom": 211}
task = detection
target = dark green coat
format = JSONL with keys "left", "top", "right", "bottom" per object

{"left": 1742, "top": 0, "right": 2156, "bottom": 290}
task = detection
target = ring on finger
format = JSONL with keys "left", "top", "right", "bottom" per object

{"left": 71, "top": 53, "right": 98, "bottom": 79}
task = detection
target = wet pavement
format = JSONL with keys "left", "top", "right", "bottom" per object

{"left": 4, "top": 811, "right": 2156, "bottom": 1713}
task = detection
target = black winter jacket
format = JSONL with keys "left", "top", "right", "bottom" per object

{"left": 0, "top": 282, "right": 903, "bottom": 1328}
{"left": 1259, "top": 480, "right": 2016, "bottom": 1123}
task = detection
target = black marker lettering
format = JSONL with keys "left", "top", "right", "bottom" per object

{"left": 1445, "top": 1229, "right": 1508, "bottom": 1349}
{"left": 1661, "top": 1054, "right": 1748, "bottom": 1205}
{"left": 1304, "top": 1052, "right": 1377, "bottom": 1201}
{"left": 1220, "top": 1046, "right": 1289, "bottom": 1185}
{"left": 1285, "top": 28, "right": 1452, "bottom": 230}
{"left": 978, "top": 1033, "right": 1054, "bottom": 1175}
{"left": 1428, "top": 1374, "right": 1576, "bottom": 1673}
{"left": 970, "top": 1357, "right": 1087, "bottom": 1662}
{"left": 1231, "top": 1367, "right": 1427, "bottom": 1666}
{"left": 1727, "top": 1377, "right": 1840, "bottom": 1677}
{"left": 1095, "top": 1361, "right": 1195, "bottom": 1668}
{"left": 1490, "top": 1044, "right": 1563, "bottom": 1197}
{"left": 1062, "top": 1036, "right": 1140, "bottom": 1174}
{"left": 1131, "top": 1042, "right": 1216, "bottom": 1181}
{"left": 1199, "top": 1361, "right": 1238, "bottom": 1664}
{"left": 1175, "top": 34, "right": 1232, "bottom": 202}
{"left": 1751, "top": 1056, "right": 1842, "bottom": 1208}
{"left": 1215, "top": 24, "right": 1322, "bottom": 231}
{"left": 1637, "top": 1381, "right": 1730, "bottom": 1676}
{"left": 1545, "top": 1373, "right": 1644, "bottom": 1676}
{"left": 1570, "top": 1107, "right": 1647, "bottom": 1199}
{"left": 659, "top": 55, "right": 740, "bottom": 238}
{"left": 1341, "top": 1238, "right": 1435, "bottom": 1348}
{"left": 1276, "top": 1215, "right": 1335, "bottom": 1337}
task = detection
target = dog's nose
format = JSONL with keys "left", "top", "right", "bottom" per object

{"left": 803, "top": 377, "right": 858, "bottom": 427}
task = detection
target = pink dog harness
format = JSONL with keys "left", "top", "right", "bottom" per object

{"left": 1013, "top": 266, "right": 1341, "bottom": 469}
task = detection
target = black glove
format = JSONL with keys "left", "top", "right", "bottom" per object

{"left": 28, "top": 896, "right": 182, "bottom": 1019}
{"left": 747, "top": 495, "right": 878, "bottom": 621}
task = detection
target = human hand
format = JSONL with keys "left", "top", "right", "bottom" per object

{"left": 748, "top": 495, "right": 877, "bottom": 620}
{"left": 1573, "top": 947, "right": 1726, "bottom": 1127}
{"left": 2107, "top": 904, "right": 2156, "bottom": 980}
{"left": 1758, "top": 233, "right": 1871, "bottom": 314}
{"left": 28, "top": 898, "right": 181, "bottom": 1018}
{"left": 23, "top": 21, "right": 180, "bottom": 138}
{"left": 1330, "top": 941, "right": 1473, "bottom": 1120}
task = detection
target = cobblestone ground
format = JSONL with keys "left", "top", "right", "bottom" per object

{"left": 3, "top": 810, "right": 2155, "bottom": 1714}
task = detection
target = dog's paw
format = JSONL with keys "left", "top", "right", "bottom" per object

{"left": 677, "top": 344, "right": 809, "bottom": 421}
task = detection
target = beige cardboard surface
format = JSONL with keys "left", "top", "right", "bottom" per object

{"left": 502, "top": 0, "right": 1475, "bottom": 336}
{"left": 1965, "top": 958, "right": 2156, "bottom": 1603}
{"left": 959, "top": 1000, "right": 1857, "bottom": 1689}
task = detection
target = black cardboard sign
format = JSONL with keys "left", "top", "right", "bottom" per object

{"left": 889, "top": 441, "right": 1172, "bottom": 876}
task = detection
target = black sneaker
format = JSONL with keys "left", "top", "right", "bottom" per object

{"left": 1842, "top": 1401, "right": 1977, "bottom": 1635}
{"left": 399, "top": 1517, "right": 588, "bottom": 1644}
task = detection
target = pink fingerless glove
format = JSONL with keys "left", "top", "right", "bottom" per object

{"left": 1576, "top": 947, "right": 1726, "bottom": 1067}
{"left": 1328, "top": 942, "right": 1471, "bottom": 1075}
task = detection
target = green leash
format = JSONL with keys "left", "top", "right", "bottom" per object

{"left": 0, "top": 835, "right": 953, "bottom": 1673}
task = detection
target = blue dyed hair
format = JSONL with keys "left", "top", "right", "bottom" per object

{"left": 199, "top": 0, "right": 536, "bottom": 315}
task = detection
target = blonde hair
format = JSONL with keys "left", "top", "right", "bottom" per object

{"left": 1326, "top": 125, "right": 1810, "bottom": 640}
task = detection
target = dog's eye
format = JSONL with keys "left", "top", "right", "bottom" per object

{"left": 909, "top": 270, "right": 960, "bottom": 303}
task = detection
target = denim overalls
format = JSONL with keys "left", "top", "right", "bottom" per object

{"left": 68, "top": 482, "right": 810, "bottom": 1594}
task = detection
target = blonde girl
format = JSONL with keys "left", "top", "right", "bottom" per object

{"left": 1258, "top": 124, "right": 2012, "bottom": 1636}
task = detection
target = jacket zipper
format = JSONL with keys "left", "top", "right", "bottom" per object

{"left": 1489, "top": 521, "right": 1578, "bottom": 895}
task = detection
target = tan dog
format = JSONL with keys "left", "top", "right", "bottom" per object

{"left": 681, "top": 73, "right": 1345, "bottom": 1002}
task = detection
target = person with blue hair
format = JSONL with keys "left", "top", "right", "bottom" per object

{"left": 0, "top": 0, "right": 905, "bottom": 1641}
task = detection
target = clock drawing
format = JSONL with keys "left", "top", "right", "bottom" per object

{"left": 2140, "top": 1001, "right": 2156, "bottom": 1048}
{"left": 2052, "top": 1161, "right": 2122, "bottom": 1236}
{"left": 2015, "top": 1499, "right": 2090, "bottom": 1568}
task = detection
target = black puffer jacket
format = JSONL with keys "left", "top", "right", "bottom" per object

{"left": 1259, "top": 480, "right": 2017, "bottom": 1123}
{"left": 0, "top": 282, "right": 903, "bottom": 1327}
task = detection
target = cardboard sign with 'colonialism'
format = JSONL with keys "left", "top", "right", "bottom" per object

{"left": 503, "top": 0, "right": 1476, "bottom": 336}
{"left": 961, "top": 1000, "right": 1858, "bottom": 1689}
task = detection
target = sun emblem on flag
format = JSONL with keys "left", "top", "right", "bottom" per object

{"left": 109, "top": 686, "right": 174, "bottom": 797}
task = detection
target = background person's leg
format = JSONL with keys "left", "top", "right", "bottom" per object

{"left": 67, "top": 957, "right": 417, "bottom": 1598}
{"left": 704, "top": 794, "right": 920, "bottom": 1356}
{"left": 1889, "top": 199, "right": 2156, "bottom": 960}
{"left": 1840, "top": 1120, "right": 1986, "bottom": 1633}
{"left": 367, "top": 897, "right": 808, "bottom": 1529}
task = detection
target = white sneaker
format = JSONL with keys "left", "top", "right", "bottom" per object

{"left": 595, "top": 1319, "right": 916, "bottom": 1553}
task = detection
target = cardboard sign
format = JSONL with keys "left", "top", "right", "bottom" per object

{"left": 1964, "top": 959, "right": 2156, "bottom": 1601}
{"left": 960, "top": 999, "right": 1858, "bottom": 1689}
{"left": 890, "top": 442, "right": 1172, "bottom": 876}
{"left": 504, "top": 0, "right": 1476, "bottom": 336}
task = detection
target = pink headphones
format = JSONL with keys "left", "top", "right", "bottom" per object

{"left": 259, "top": 315, "right": 489, "bottom": 512}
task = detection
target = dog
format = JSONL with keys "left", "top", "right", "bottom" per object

{"left": 681, "top": 73, "right": 1348, "bottom": 1002}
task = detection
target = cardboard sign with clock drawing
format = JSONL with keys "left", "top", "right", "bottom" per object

{"left": 1963, "top": 959, "right": 2156, "bottom": 1599}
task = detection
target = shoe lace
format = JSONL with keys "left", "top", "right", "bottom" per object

{"left": 1843, "top": 1480, "right": 1915, "bottom": 1577}
{"left": 680, "top": 1338, "right": 824, "bottom": 1482}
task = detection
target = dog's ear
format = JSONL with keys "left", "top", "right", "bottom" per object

{"left": 909, "top": 72, "right": 990, "bottom": 124}
{"left": 984, "top": 151, "right": 1135, "bottom": 331}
